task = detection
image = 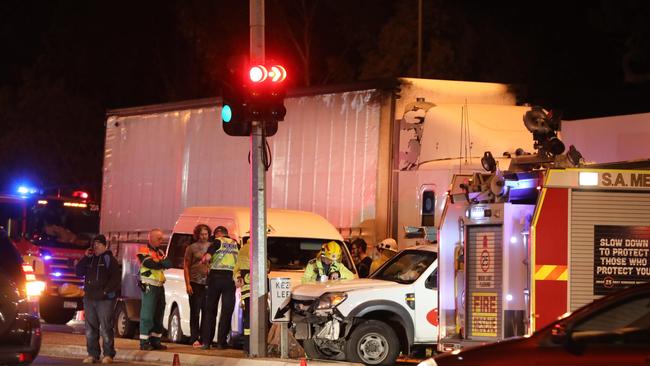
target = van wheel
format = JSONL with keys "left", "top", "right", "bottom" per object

{"left": 114, "top": 302, "right": 137, "bottom": 339}
{"left": 303, "top": 339, "right": 345, "bottom": 361}
{"left": 168, "top": 306, "right": 187, "bottom": 343}
{"left": 345, "top": 320, "right": 400, "bottom": 365}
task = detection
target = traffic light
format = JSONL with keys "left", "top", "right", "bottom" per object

{"left": 221, "top": 62, "right": 287, "bottom": 137}
{"left": 221, "top": 65, "right": 252, "bottom": 136}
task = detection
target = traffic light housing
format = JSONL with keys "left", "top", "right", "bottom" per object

{"left": 221, "top": 63, "right": 287, "bottom": 137}
{"left": 221, "top": 66, "right": 252, "bottom": 136}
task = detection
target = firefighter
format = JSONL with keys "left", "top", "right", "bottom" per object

{"left": 137, "top": 228, "right": 172, "bottom": 351}
{"left": 301, "top": 241, "right": 354, "bottom": 283}
{"left": 233, "top": 238, "right": 251, "bottom": 354}
{"left": 200, "top": 226, "right": 239, "bottom": 350}
{"left": 370, "top": 238, "right": 398, "bottom": 274}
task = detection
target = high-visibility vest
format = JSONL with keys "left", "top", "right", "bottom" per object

{"left": 210, "top": 237, "right": 239, "bottom": 272}
{"left": 235, "top": 242, "right": 251, "bottom": 300}
{"left": 139, "top": 246, "right": 166, "bottom": 286}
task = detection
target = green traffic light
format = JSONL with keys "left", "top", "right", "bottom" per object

{"left": 222, "top": 105, "right": 232, "bottom": 123}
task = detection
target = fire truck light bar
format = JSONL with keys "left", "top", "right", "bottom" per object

{"left": 63, "top": 202, "right": 87, "bottom": 208}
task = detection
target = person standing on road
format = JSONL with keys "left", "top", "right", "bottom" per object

{"left": 233, "top": 238, "right": 251, "bottom": 354}
{"left": 200, "top": 226, "right": 239, "bottom": 350}
{"left": 137, "top": 228, "right": 172, "bottom": 351}
{"left": 184, "top": 224, "right": 211, "bottom": 348}
{"left": 302, "top": 241, "right": 355, "bottom": 283}
{"left": 370, "top": 238, "right": 398, "bottom": 274}
{"left": 75, "top": 234, "right": 120, "bottom": 364}
{"left": 351, "top": 238, "right": 373, "bottom": 278}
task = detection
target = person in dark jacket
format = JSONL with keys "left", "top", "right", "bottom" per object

{"left": 75, "top": 234, "right": 120, "bottom": 364}
{"left": 351, "top": 238, "right": 373, "bottom": 278}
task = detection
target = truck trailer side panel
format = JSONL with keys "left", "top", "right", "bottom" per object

{"left": 101, "top": 90, "right": 383, "bottom": 236}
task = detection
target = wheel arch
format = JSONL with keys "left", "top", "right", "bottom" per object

{"left": 345, "top": 300, "right": 414, "bottom": 353}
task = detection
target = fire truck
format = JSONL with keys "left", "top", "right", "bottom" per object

{"left": 437, "top": 107, "right": 650, "bottom": 351}
{"left": 0, "top": 187, "right": 100, "bottom": 324}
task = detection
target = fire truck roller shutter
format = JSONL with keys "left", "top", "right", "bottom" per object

{"left": 570, "top": 190, "right": 650, "bottom": 311}
{"left": 466, "top": 225, "right": 504, "bottom": 341}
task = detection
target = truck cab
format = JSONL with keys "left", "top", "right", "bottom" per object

{"left": 290, "top": 244, "right": 438, "bottom": 365}
{"left": 0, "top": 190, "right": 99, "bottom": 324}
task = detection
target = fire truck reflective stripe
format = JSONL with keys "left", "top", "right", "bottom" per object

{"left": 534, "top": 265, "right": 568, "bottom": 281}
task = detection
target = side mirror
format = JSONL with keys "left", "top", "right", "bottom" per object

{"left": 425, "top": 270, "right": 438, "bottom": 289}
{"left": 550, "top": 322, "right": 569, "bottom": 345}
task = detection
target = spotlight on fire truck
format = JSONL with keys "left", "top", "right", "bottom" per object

{"left": 481, "top": 151, "right": 497, "bottom": 172}
{"left": 523, "top": 107, "right": 565, "bottom": 157}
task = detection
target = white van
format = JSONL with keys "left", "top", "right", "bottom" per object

{"left": 161, "top": 206, "right": 356, "bottom": 344}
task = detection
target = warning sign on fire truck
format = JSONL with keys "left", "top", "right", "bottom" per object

{"left": 594, "top": 225, "right": 650, "bottom": 295}
{"left": 470, "top": 292, "right": 498, "bottom": 337}
{"left": 476, "top": 232, "right": 495, "bottom": 288}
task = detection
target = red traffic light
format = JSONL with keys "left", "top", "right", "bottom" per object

{"left": 269, "top": 65, "right": 287, "bottom": 82}
{"left": 249, "top": 64, "right": 286, "bottom": 83}
{"left": 249, "top": 65, "right": 268, "bottom": 83}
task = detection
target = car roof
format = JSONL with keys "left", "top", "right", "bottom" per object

{"left": 403, "top": 244, "right": 438, "bottom": 253}
{"left": 177, "top": 206, "right": 343, "bottom": 241}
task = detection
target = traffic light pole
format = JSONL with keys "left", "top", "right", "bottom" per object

{"left": 249, "top": 0, "right": 268, "bottom": 358}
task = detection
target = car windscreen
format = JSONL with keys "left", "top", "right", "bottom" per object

{"left": 262, "top": 237, "right": 356, "bottom": 273}
{"left": 371, "top": 250, "right": 437, "bottom": 284}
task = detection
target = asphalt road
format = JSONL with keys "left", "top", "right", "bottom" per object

{"left": 33, "top": 356, "right": 158, "bottom": 365}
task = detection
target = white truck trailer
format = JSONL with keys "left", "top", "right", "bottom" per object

{"left": 101, "top": 78, "right": 535, "bottom": 250}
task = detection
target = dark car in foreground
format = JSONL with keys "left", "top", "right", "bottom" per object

{"left": 0, "top": 230, "right": 42, "bottom": 365}
{"left": 420, "top": 282, "right": 650, "bottom": 366}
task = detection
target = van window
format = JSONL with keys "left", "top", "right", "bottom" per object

{"left": 264, "top": 237, "right": 356, "bottom": 273}
{"left": 168, "top": 233, "right": 193, "bottom": 269}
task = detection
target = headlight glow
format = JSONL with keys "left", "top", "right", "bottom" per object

{"left": 26, "top": 280, "right": 46, "bottom": 298}
{"left": 316, "top": 292, "right": 347, "bottom": 310}
{"left": 417, "top": 358, "right": 438, "bottom": 366}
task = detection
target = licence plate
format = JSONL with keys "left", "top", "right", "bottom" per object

{"left": 63, "top": 301, "right": 77, "bottom": 309}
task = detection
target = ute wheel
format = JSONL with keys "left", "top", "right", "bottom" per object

{"left": 345, "top": 320, "right": 400, "bottom": 365}
{"left": 167, "top": 306, "right": 187, "bottom": 343}
{"left": 41, "top": 305, "right": 76, "bottom": 325}
{"left": 114, "top": 302, "right": 137, "bottom": 339}
{"left": 0, "top": 274, "right": 18, "bottom": 336}
{"left": 303, "top": 339, "right": 346, "bottom": 361}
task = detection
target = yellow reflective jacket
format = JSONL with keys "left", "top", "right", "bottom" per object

{"left": 301, "top": 258, "right": 354, "bottom": 284}
{"left": 138, "top": 245, "right": 171, "bottom": 287}
{"left": 208, "top": 237, "right": 239, "bottom": 272}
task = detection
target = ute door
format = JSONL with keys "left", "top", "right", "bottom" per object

{"left": 414, "top": 261, "right": 439, "bottom": 342}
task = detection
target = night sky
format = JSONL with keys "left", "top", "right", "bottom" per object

{"left": 1, "top": 0, "right": 649, "bottom": 197}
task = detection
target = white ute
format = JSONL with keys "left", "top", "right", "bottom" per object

{"left": 289, "top": 245, "right": 439, "bottom": 365}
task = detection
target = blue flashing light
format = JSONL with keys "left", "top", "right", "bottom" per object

{"left": 43, "top": 255, "right": 52, "bottom": 261}
{"left": 53, "top": 272, "right": 62, "bottom": 277}
{"left": 222, "top": 105, "right": 232, "bottom": 123}
{"left": 17, "top": 185, "right": 39, "bottom": 195}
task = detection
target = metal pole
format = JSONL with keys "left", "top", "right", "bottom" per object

{"left": 417, "top": 0, "right": 422, "bottom": 78}
{"left": 249, "top": 0, "right": 268, "bottom": 358}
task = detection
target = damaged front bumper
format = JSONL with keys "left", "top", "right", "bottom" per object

{"left": 289, "top": 297, "right": 350, "bottom": 342}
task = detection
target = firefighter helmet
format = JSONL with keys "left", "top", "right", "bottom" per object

{"left": 377, "top": 238, "right": 398, "bottom": 253}
{"left": 320, "top": 241, "right": 342, "bottom": 261}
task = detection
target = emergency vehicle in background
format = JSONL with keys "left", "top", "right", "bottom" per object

{"left": 436, "top": 107, "right": 650, "bottom": 351}
{"left": 0, "top": 187, "right": 100, "bottom": 324}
